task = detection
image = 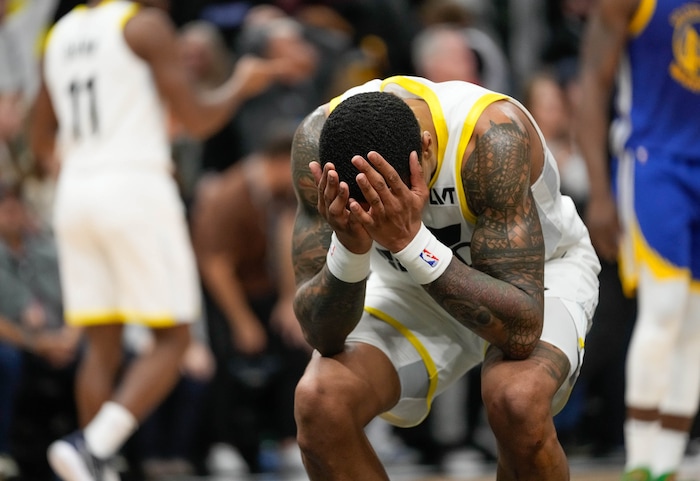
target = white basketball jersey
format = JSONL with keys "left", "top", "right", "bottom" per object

{"left": 331, "top": 76, "right": 592, "bottom": 286}
{"left": 43, "top": 1, "right": 170, "bottom": 173}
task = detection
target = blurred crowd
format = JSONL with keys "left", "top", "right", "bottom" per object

{"left": 1, "top": 0, "right": 695, "bottom": 480}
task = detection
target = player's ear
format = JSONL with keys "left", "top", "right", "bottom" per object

{"left": 420, "top": 131, "right": 432, "bottom": 165}
{"left": 421, "top": 131, "right": 431, "bottom": 151}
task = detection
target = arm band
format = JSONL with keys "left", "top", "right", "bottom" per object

{"left": 325, "top": 232, "right": 371, "bottom": 283}
{"left": 393, "top": 223, "right": 453, "bottom": 285}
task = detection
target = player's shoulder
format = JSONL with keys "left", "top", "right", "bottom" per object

{"left": 290, "top": 104, "right": 328, "bottom": 157}
{"left": 122, "top": 3, "right": 176, "bottom": 59}
{"left": 123, "top": 2, "right": 173, "bottom": 33}
{"left": 473, "top": 98, "right": 531, "bottom": 137}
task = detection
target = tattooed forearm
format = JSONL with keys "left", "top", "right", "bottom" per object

{"left": 425, "top": 114, "right": 545, "bottom": 359}
{"left": 294, "top": 269, "right": 367, "bottom": 355}
{"left": 290, "top": 106, "right": 367, "bottom": 355}
{"left": 426, "top": 258, "right": 542, "bottom": 359}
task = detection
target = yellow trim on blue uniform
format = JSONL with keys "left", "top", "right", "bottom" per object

{"left": 628, "top": 0, "right": 656, "bottom": 37}
{"left": 455, "top": 92, "right": 508, "bottom": 224}
{"left": 364, "top": 306, "right": 438, "bottom": 427}
{"left": 619, "top": 216, "right": 691, "bottom": 297}
{"left": 380, "top": 76, "right": 448, "bottom": 190}
{"left": 66, "top": 310, "right": 179, "bottom": 327}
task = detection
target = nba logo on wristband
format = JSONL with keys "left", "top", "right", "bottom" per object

{"left": 394, "top": 223, "right": 453, "bottom": 285}
{"left": 419, "top": 248, "right": 439, "bottom": 267}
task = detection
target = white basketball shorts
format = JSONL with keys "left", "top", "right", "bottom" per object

{"left": 53, "top": 168, "right": 200, "bottom": 327}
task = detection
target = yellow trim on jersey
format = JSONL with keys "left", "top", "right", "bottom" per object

{"left": 380, "top": 76, "right": 448, "bottom": 190}
{"left": 42, "top": 22, "right": 58, "bottom": 55}
{"left": 66, "top": 310, "right": 178, "bottom": 327}
{"left": 628, "top": 0, "right": 656, "bottom": 37}
{"left": 455, "top": 92, "right": 508, "bottom": 224}
{"left": 328, "top": 94, "right": 343, "bottom": 113}
{"left": 35, "top": 26, "right": 51, "bottom": 57}
{"left": 42, "top": 2, "right": 92, "bottom": 55}
{"left": 364, "top": 306, "right": 438, "bottom": 427}
{"left": 120, "top": 2, "right": 141, "bottom": 29}
{"left": 619, "top": 216, "right": 691, "bottom": 297}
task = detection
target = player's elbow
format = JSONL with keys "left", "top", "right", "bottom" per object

{"left": 293, "top": 295, "right": 353, "bottom": 357}
{"left": 504, "top": 319, "right": 542, "bottom": 360}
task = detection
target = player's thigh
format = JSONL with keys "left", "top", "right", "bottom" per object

{"left": 97, "top": 176, "right": 200, "bottom": 323}
{"left": 53, "top": 194, "right": 115, "bottom": 321}
{"left": 634, "top": 158, "right": 695, "bottom": 270}
{"left": 296, "top": 343, "right": 401, "bottom": 425}
{"left": 349, "top": 280, "right": 484, "bottom": 428}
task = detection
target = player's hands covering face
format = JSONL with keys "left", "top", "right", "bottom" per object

{"left": 349, "top": 151, "right": 428, "bottom": 253}
{"left": 310, "top": 161, "right": 373, "bottom": 254}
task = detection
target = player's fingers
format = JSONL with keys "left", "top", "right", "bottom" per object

{"left": 313, "top": 162, "right": 329, "bottom": 214}
{"left": 327, "top": 180, "right": 350, "bottom": 218}
{"left": 309, "top": 161, "right": 323, "bottom": 186}
{"left": 348, "top": 199, "right": 374, "bottom": 227}
{"left": 356, "top": 170, "right": 386, "bottom": 217}
{"left": 366, "top": 151, "right": 407, "bottom": 194}
{"left": 351, "top": 154, "right": 392, "bottom": 202}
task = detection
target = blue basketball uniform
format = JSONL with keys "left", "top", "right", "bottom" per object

{"left": 612, "top": 0, "right": 700, "bottom": 295}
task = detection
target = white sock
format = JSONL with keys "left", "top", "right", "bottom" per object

{"left": 624, "top": 418, "right": 660, "bottom": 471}
{"left": 84, "top": 402, "right": 138, "bottom": 459}
{"left": 650, "top": 428, "right": 688, "bottom": 478}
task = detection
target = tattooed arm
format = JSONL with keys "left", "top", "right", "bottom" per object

{"left": 425, "top": 101, "right": 545, "bottom": 360}
{"left": 290, "top": 106, "right": 369, "bottom": 356}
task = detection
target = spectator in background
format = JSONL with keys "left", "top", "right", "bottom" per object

{"left": 0, "top": 0, "right": 59, "bottom": 111}
{"left": 576, "top": 1, "right": 700, "bottom": 479}
{"left": 232, "top": 6, "right": 322, "bottom": 156}
{"left": 190, "top": 126, "right": 310, "bottom": 476}
{"left": 30, "top": 2, "right": 292, "bottom": 480}
{"left": 172, "top": 19, "right": 244, "bottom": 181}
{"left": 414, "top": 1, "right": 511, "bottom": 94}
{"left": 0, "top": 0, "right": 61, "bottom": 217}
{"left": 522, "top": 69, "right": 588, "bottom": 213}
{"left": 411, "top": 23, "right": 481, "bottom": 85}
{"left": 0, "top": 179, "right": 81, "bottom": 480}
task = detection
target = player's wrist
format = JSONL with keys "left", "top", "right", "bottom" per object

{"left": 325, "top": 232, "right": 371, "bottom": 283}
{"left": 393, "top": 223, "right": 453, "bottom": 285}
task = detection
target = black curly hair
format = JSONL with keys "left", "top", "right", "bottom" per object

{"left": 318, "top": 91, "right": 422, "bottom": 202}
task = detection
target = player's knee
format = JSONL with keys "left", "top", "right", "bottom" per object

{"left": 294, "top": 372, "right": 352, "bottom": 431}
{"left": 153, "top": 324, "right": 191, "bottom": 354}
{"left": 483, "top": 374, "right": 552, "bottom": 436}
{"left": 294, "top": 369, "right": 355, "bottom": 446}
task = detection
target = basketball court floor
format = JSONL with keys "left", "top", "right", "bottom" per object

{"left": 194, "top": 450, "right": 700, "bottom": 481}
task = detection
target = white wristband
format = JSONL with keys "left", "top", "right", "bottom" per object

{"left": 393, "top": 223, "right": 453, "bottom": 285}
{"left": 326, "top": 232, "right": 371, "bottom": 283}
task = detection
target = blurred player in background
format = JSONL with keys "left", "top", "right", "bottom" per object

{"left": 576, "top": 1, "right": 700, "bottom": 480}
{"left": 30, "top": 1, "right": 292, "bottom": 479}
